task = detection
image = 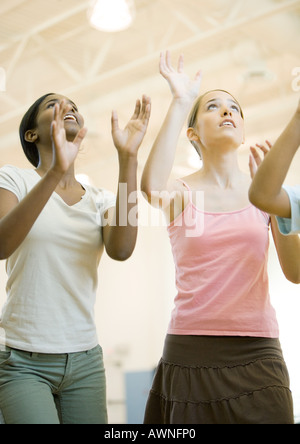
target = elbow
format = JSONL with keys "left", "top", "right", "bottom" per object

{"left": 287, "top": 271, "right": 300, "bottom": 285}
{"left": 282, "top": 266, "right": 300, "bottom": 285}
{"left": 287, "top": 276, "right": 300, "bottom": 285}
{"left": 107, "top": 249, "right": 133, "bottom": 262}
{"left": 105, "top": 243, "right": 135, "bottom": 262}
{"left": 0, "top": 243, "right": 12, "bottom": 261}
{"left": 141, "top": 175, "right": 166, "bottom": 205}
{"left": 248, "top": 187, "right": 268, "bottom": 212}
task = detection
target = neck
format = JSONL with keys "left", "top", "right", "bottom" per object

{"left": 200, "top": 150, "right": 242, "bottom": 189}
{"left": 36, "top": 162, "right": 76, "bottom": 189}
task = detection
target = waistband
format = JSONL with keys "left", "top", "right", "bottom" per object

{"left": 163, "top": 335, "right": 284, "bottom": 368}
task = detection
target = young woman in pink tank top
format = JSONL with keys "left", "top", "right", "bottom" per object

{"left": 141, "top": 51, "right": 296, "bottom": 424}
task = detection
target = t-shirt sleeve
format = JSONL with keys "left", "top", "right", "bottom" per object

{"left": 96, "top": 188, "right": 117, "bottom": 225}
{"left": 0, "top": 165, "right": 26, "bottom": 201}
{"left": 276, "top": 185, "right": 300, "bottom": 235}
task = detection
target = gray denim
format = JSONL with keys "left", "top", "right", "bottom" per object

{"left": 0, "top": 345, "right": 107, "bottom": 424}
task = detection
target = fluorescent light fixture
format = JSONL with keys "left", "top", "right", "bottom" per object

{"left": 88, "top": 0, "right": 135, "bottom": 33}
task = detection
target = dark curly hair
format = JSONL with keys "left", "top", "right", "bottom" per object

{"left": 19, "top": 93, "right": 54, "bottom": 167}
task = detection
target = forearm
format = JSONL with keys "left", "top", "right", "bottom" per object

{"left": 141, "top": 98, "right": 192, "bottom": 195}
{"left": 0, "top": 169, "right": 63, "bottom": 259}
{"left": 249, "top": 110, "right": 300, "bottom": 212}
{"left": 104, "top": 155, "right": 138, "bottom": 261}
{"left": 271, "top": 216, "right": 300, "bottom": 284}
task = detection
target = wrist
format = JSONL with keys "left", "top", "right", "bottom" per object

{"left": 46, "top": 167, "right": 65, "bottom": 184}
{"left": 118, "top": 151, "right": 138, "bottom": 165}
{"left": 118, "top": 154, "right": 138, "bottom": 183}
{"left": 172, "top": 96, "right": 195, "bottom": 107}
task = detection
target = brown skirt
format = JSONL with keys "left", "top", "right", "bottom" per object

{"left": 144, "top": 335, "right": 294, "bottom": 424}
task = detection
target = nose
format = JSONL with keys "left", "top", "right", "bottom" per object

{"left": 221, "top": 106, "right": 232, "bottom": 117}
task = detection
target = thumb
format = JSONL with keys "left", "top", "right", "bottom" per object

{"left": 249, "top": 153, "right": 257, "bottom": 180}
{"left": 111, "top": 110, "right": 120, "bottom": 134}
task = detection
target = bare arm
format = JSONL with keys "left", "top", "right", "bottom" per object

{"left": 249, "top": 141, "right": 300, "bottom": 284}
{"left": 249, "top": 99, "right": 300, "bottom": 218}
{"left": 141, "top": 52, "right": 202, "bottom": 213}
{"left": 103, "top": 96, "right": 151, "bottom": 261}
{"left": 271, "top": 216, "right": 300, "bottom": 284}
{"left": 0, "top": 101, "right": 87, "bottom": 260}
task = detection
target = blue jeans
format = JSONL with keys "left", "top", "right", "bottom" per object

{"left": 0, "top": 345, "right": 107, "bottom": 424}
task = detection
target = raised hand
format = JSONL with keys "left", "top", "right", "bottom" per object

{"left": 111, "top": 95, "right": 151, "bottom": 158}
{"left": 51, "top": 100, "right": 87, "bottom": 175}
{"left": 159, "top": 51, "right": 202, "bottom": 102}
{"left": 249, "top": 140, "right": 272, "bottom": 179}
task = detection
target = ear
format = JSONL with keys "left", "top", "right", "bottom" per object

{"left": 25, "top": 130, "right": 38, "bottom": 144}
{"left": 187, "top": 127, "right": 200, "bottom": 144}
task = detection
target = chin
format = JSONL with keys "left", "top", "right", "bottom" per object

{"left": 66, "top": 128, "right": 81, "bottom": 141}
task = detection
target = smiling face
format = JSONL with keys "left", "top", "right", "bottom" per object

{"left": 20, "top": 93, "right": 85, "bottom": 167}
{"left": 187, "top": 90, "right": 245, "bottom": 156}
{"left": 35, "top": 94, "right": 85, "bottom": 143}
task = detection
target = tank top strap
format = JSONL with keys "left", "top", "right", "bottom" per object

{"left": 177, "top": 179, "right": 193, "bottom": 204}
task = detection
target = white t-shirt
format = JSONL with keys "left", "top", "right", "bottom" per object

{"left": 276, "top": 185, "right": 300, "bottom": 235}
{"left": 0, "top": 165, "right": 116, "bottom": 353}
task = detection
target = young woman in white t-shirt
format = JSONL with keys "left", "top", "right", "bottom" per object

{"left": 0, "top": 93, "right": 151, "bottom": 424}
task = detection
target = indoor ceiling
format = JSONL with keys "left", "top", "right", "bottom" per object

{"left": 0, "top": 0, "right": 299, "bottom": 189}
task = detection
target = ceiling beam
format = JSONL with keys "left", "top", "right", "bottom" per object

{"left": 62, "top": 0, "right": 300, "bottom": 95}
{"left": 0, "top": 0, "right": 91, "bottom": 52}
{"left": 33, "top": 35, "right": 83, "bottom": 83}
{"left": 0, "top": 0, "right": 27, "bottom": 16}
{"left": 0, "top": 0, "right": 299, "bottom": 126}
{"left": 6, "top": 36, "right": 29, "bottom": 79}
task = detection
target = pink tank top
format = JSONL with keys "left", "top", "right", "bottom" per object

{"left": 167, "top": 181, "right": 279, "bottom": 338}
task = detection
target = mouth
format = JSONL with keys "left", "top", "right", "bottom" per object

{"left": 64, "top": 113, "right": 78, "bottom": 123}
{"left": 220, "top": 119, "right": 236, "bottom": 128}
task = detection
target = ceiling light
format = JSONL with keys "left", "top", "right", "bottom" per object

{"left": 88, "top": 0, "right": 135, "bottom": 33}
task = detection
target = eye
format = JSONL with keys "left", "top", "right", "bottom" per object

{"left": 207, "top": 103, "right": 217, "bottom": 111}
{"left": 231, "top": 104, "right": 240, "bottom": 112}
{"left": 68, "top": 103, "right": 78, "bottom": 113}
{"left": 46, "top": 102, "right": 56, "bottom": 109}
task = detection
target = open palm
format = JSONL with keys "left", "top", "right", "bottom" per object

{"left": 112, "top": 96, "right": 151, "bottom": 157}
{"left": 160, "top": 51, "right": 202, "bottom": 101}
{"left": 51, "top": 100, "right": 87, "bottom": 174}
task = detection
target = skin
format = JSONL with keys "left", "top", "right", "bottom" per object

{"left": 249, "top": 100, "right": 300, "bottom": 218}
{"left": 141, "top": 51, "right": 299, "bottom": 284}
{"left": 0, "top": 93, "right": 151, "bottom": 261}
{"left": 248, "top": 100, "right": 300, "bottom": 284}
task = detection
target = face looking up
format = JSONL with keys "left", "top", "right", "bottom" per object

{"left": 187, "top": 90, "right": 245, "bottom": 155}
